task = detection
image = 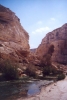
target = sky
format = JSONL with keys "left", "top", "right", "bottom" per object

{"left": 0, "top": 0, "right": 67, "bottom": 49}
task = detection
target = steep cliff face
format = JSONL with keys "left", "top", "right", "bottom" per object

{"left": 0, "top": 5, "right": 29, "bottom": 62}
{"left": 36, "top": 24, "right": 67, "bottom": 64}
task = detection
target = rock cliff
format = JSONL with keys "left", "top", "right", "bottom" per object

{"left": 36, "top": 24, "right": 67, "bottom": 64}
{"left": 0, "top": 5, "right": 29, "bottom": 62}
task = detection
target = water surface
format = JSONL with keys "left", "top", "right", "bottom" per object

{"left": 0, "top": 79, "right": 53, "bottom": 100}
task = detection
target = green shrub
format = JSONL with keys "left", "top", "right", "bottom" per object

{"left": 51, "top": 67, "right": 58, "bottom": 75}
{"left": 25, "top": 63, "right": 37, "bottom": 78}
{"left": 43, "top": 66, "right": 52, "bottom": 76}
{"left": 0, "top": 60, "right": 19, "bottom": 80}
{"left": 0, "top": 74, "right": 6, "bottom": 81}
{"left": 58, "top": 70, "right": 63, "bottom": 74}
{"left": 57, "top": 74, "right": 65, "bottom": 80}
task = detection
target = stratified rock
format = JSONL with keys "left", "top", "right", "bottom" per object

{"left": 36, "top": 24, "right": 67, "bottom": 64}
{"left": 0, "top": 5, "right": 29, "bottom": 62}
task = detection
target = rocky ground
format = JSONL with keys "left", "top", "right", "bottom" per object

{"left": 17, "top": 76, "right": 67, "bottom": 100}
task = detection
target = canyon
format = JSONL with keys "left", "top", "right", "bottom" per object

{"left": 0, "top": 4, "right": 67, "bottom": 66}
{"left": 0, "top": 4, "right": 67, "bottom": 100}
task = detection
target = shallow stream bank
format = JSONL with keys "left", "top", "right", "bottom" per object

{"left": 0, "top": 78, "right": 53, "bottom": 100}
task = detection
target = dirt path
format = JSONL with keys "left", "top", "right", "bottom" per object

{"left": 17, "top": 76, "right": 67, "bottom": 100}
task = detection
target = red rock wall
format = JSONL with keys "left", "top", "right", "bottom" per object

{"left": 36, "top": 24, "right": 67, "bottom": 64}
{"left": 0, "top": 5, "right": 30, "bottom": 62}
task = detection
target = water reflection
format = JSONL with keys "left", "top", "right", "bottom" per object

{"left": 28, "top": 83, "right": 40, "bottom": 96}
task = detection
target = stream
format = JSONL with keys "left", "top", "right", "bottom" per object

{"left": 0, "top": 79, "right": 53, "bottom": 100}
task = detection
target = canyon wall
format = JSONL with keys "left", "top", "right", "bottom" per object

{"left": 0, "top": 5, "right": 29, "bottom": 62}
{"left": 36, "top": 24, "right": 67, "bottom": 64}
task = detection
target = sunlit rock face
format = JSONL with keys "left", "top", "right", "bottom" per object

{"left": 0, "top": 5, "right": 30, "bottom": 62}
{"left": 36, "top": 24, "right": 67, "bottom": 64}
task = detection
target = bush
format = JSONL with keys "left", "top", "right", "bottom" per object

{"left": 25, "top": 63, "right": 37, "bottom": 78}
{"left": 0, "top": 60, "right": 19, "bottom": 80}
{"left": 0, "top": 74, "right": 6, "bottom": 81}
{"left": 43, "top": 66, "right": 58, "bottom": 76}
{"left": 51, "top": 67, "right": 58, "bottom": 75}
{"left": 43, "top": 66, "right": 52, "bottom": 76}
{"left": 57, "top": 74, "right": 65, "bottom": 80}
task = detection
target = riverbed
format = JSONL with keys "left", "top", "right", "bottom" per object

{"left": 0, "top": 79, "right": 53, "bottom": 100}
